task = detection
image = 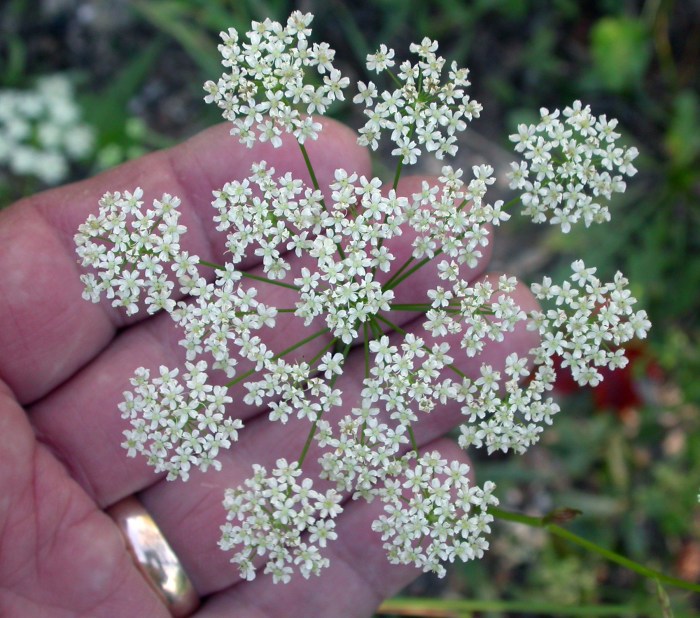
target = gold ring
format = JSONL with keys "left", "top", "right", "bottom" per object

{"left": 108, "top": 497, "right": 200, "bottom": 617}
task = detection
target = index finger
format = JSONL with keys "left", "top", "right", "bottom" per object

{"left": 0, "top": 119, "right": 370, "bottom": 404}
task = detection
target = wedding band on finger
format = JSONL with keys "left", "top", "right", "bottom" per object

{"left": 108, "top": 497, "right": 200, "bottom": 618}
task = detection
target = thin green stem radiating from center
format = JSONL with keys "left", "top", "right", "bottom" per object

{"left": 298, "top": 141, "right": 346, "bottom": 261}
{"left": 296, "top": 340, "right": 354, "bottom": 468}
{"left": 225, "top": 326, "right": 330, "bottom": 389}
{"left": 199, "top": 259, "right": 302, "bottom": 291}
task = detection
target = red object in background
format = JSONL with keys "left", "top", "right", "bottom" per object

{"left": 551, "top": 344, "right": 663, "bottom": 417}
{"left": 676, "top": 540, "right": 700, "bottom": 582}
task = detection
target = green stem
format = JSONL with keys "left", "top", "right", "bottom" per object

{"left": 225, "top": 326, "right": 330, "bottom": 388}
{"left": 502, "top": 196, "right": 521, "bottom": 211}
{"left": 367, "top": 315, "right": 384, "bottom": 340}
{"left": 297, "top": 141, "right": 346, "bottom": 261}
{"left": 296, "top": 340, "right": 353, "bottom": 467}
{"left": 392, "top": 156, "right": 404, "bottom": 192}
{"left": 385, "top": 68, "right": 403, "bottom": 90}
{"left": 363, "top": 321, "right": 371, "bottom": 378}
{"left": 360, "top": 321, "right": 371, "bottom": 446}
{"left": 384, "top": 253, "right": 440, "bottom": 292}
{"left": 490, "top": 506, "right": 700, "bottom": 594}
{"left": 407, "top": 424, "right": 419, "bottom": 455}
{"left": 383, "top": 256, "right": 415, "bottom": 290}
{"left": 298, "top": 142, "right": 322, "bottom": 200}
{"left": 307, "top": 336, "right": 339, "bottom": 369}
{"left": 198, "top": 259, "right": 226, "bottom": 270}
{"left": 378, "top": 597, "right": 645, "bottom": 616}
{"left": 239, "top": 270, "right": 300, "bottom": 291}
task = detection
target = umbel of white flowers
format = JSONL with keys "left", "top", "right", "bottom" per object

{"left": 74, "top": 11, "right": 647, "bottom": 583}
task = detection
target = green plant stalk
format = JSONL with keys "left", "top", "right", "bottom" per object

{"left": 298, "top": 141, "right": 346, "bottom": 260}
{"left": 240, "top": 270, "right": 300, "bottom": 291}
{"left": 385, "top": 253, "right": 439, "bottom": 291}
{"left": 377, "top": 597, "right": 646, "bottom": 616}
{"left": 382, "top": 255, "right": 415, "bottom": 290}
{"left": 392, "top": 155, "right": 404, "bottom": 191}
{"left": 490, "top": 506, "right": 700, "bottom": 594}
{"left": 360, "top": 320, "right": 371, "bottom": 446}
{"left": 199, "top": 259, "right": 301, "bottom": 291}
{"left": 298, "top": 142, "right": 323, "bottom": 200}
{"left": 296, "top": 340, "right": 353, "bottom": 467}
{"left": 225, "top": 326, "right": 330, "bottom": 388}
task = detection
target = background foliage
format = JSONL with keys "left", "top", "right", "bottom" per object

{"left": 1, "top": 0, "right": 699, "bottom": 615}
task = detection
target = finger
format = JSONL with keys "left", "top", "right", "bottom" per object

{"left": 0, "top": 118, "right": 369, "bottom": 404}
{"left": 196, "top": 437, "right": 469, "bottom": 618}
{"left": 29, "top": 174, "right": 492, "bottom": 508}
{"left": 0, "top": 380, "right": 168, "bottom": 618}
{"left": 134, "top": 277, "right": 537, "bottom": 595}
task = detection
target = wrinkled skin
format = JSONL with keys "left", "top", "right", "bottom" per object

{"left": 0, "top": 119, "right": 538, "bottom": 617}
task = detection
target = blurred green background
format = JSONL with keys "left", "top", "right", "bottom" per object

{"left": 1, "top": 0, "right": 699, "bottom": 615}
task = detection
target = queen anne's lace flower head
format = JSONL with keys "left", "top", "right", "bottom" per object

{"left": 507, "top": 103, "right": 639, "bottom": 232}
{"left": 75, "top": 11, "right": 650, "bottom": 585}
{"left": 75, "top": 189, "right": 187, "bottom": 315}
{"left": 220, "top": 459, "right": 341, "bottom": 582}
{"left": 203, "top": 11, "right": 347, "bottom": 147}
{"left": 355, "top": 37, "right": 482, "bottom": 163}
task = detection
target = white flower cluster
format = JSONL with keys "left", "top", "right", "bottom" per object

{"left": 355, "top": 38, "right": 482, "bottom": 163}
{"left": 372, "top": 453, "right": 497, "bottom": 577}
{"left": 0, "top": 74, "right": 94, "bottom": 184}
{"left": 507, "top": 102, "right": 639, "bottom": 232}
{"left": 313, "top": 374, "right": 499, "bottom": 576}
{"left": 529, "top": 260, "right": 651, "bottom": 387}
{"left": 456, "top": 261, "right": 652, "bottom": 455}
{"left": 74, "top": 11, "right": 651, "bottom": 586}
{"left": 120, "top": 363, "right": 243, "bottom": 481}
{"left": 214, "top": 163, "right": 400, "bottom": 343}
{"left": 203, "top": 11, "right": 348, "bottom": 147}
{"left": 171, "top": 263, "right": 278, "bottom": 379}
{"left": 407, "top": 163, "right": 509, "bottom": 266}
{"left": 75, "top": 188, "right": 187, "bottom": 316}
{"left": 220, "top": 459, "right": 342, "bottom": 583}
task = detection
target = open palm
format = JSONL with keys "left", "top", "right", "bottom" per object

{"left": 0, "top": 119, "right": 537, "bottom": 617}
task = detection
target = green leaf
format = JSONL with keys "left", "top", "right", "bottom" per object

{"left": 81, "top": 38, "right": 165, "bottom": 144}
{"left": 590, "top": 16, "right": 651, "bottom": 92}
{"left": 665, "top": 90, "right": 700, "bottom": 167}
{"left": 2, "top": 34, "right": 26, "bottom": 86}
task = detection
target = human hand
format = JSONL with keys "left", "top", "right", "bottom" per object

{"left": 0, "top": 118, "right": 537, "bottom": 617}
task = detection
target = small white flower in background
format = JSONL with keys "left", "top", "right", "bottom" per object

{"left": 75, "top": 10, "right": 650, "bottom": 584}
{"left": 0, "top": 74, "right": 95, "bottom": 184}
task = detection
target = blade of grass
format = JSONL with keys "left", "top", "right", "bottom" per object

{"left": 81, "top": 37, "right": 165, "bottom": 141}
{"left": 130, "top": 0, "right": 221, "bottom": 76}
